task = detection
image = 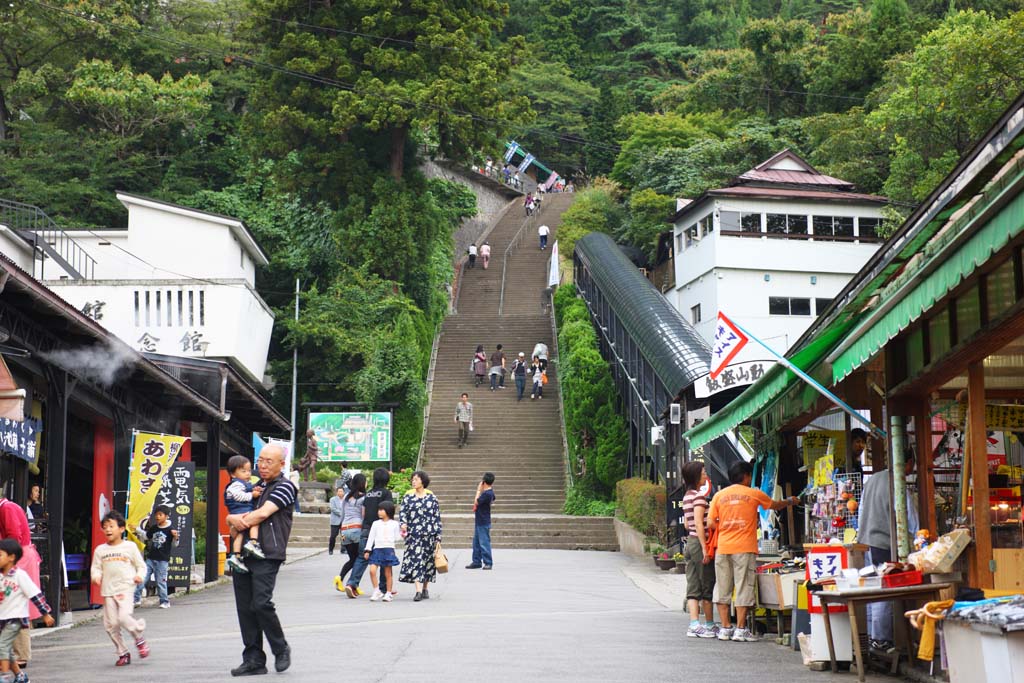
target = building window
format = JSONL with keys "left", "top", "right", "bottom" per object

{"left": 691, "top": 304, "right": 701, "bottom": 324}
{"left": 719, "top": 211, "right": 762, "bottom": 232}
{"left": 769, "top": 297, "right": 812, "bottom": 316}
{"left": 699, "top": 214, "right": 713, "bottom": 237}
{"left": 815, "top": 298, "right": 833, "bottom": 315}
{"left": 859, "top": 217, "right": 882, "bottom": 239}
{"left": 766, "top": 214, "right": 808, "bottom": 235}
{"left": 134, "top": 291, "right": 140, "bottom": 327}
{"left": 812, "top": 216, "right": 854, "bottom": 238}
{"left": 676, "top": 232, "right": 683, "bottom": 254}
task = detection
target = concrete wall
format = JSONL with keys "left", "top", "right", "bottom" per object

{"left": 421, "top": 159, "right": 522, "bottom": 258}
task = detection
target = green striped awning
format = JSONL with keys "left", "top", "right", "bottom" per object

{"left": 830, "top": 171, "right": 1024, "bottom": 384}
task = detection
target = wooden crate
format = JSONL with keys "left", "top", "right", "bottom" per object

{"left": 758, "top": 570, "right": 804, "bottom": 609}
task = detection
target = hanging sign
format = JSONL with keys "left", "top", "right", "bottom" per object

{"left": 154, "top": 461, "right": 195, "bottom": 588}
{"left": 709, "top": 312, "right": 749, "bottom": 379}
{"left": 126, "top": 431, "right": 188, "bottom": 550}
{"left": 504, "top": 141, "right": 520, "bottom": 163}
{"left": 517, "top": 153, "right": 535, "bottom": 173}
{"left": 0, "top": 417, "right": 41, "bottom": 462}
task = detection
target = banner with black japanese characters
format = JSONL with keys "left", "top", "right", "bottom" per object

{"left": 156, "top": 461, "right": 195, "bottom": 589}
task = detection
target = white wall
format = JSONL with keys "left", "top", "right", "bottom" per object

{"left": 672, "top": 196, "right": 885, "bottom": 358}
{"left": 46, "top": 279, "right": 274, "bottom": 382}
{"left": 0, "top": 227, "right": 35, "bottom": 273}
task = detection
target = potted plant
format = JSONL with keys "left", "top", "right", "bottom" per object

{"left": 673, "top": 552, "right": 686, "bottom": 572}
{"left": 655, "top": 552, "right": 676, "bottom": 571}
{"left": 650, "top": 544, "right": 665, "bottom": 564}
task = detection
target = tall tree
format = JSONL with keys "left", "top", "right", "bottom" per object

{"left": 249, "top": 0, "right": 529, "bottom": 182}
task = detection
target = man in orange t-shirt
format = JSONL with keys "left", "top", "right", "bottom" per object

{"left": 707, "top": 461, "right": 799, "bottom": 642}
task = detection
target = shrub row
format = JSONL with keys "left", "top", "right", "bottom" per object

{"left": 615, "top": 478, "right": 667, "bottom": 542}
{"left": 555, "top": 284, "right": 627, "bottom": 497}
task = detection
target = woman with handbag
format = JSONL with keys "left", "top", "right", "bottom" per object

{"left": 681, "top": 461, "right": 718, "bottom": 639}
{"left": 398, "top": 471, "right": 443, "bottom": 602}
{"left": 333, "top": 473, "right": 367, "bottom": 591}
{"left": 473, "top": 345, "right": 488, "bottom": 387}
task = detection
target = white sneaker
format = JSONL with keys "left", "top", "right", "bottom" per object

{"left": 717, "top": 627, "right": 734, "bottom": 641}
{"left": 382, "top": 592, "right": 393, "bottom": 602}
{"left": 159, "top": 602, "right": 169, "bottom": 609}
{"left": 731, "top": 628, "right": 759, "bottom": 642}
{"left": 706, "top": 624, "right": 722, "bottom": 638}
{"left": 687, "top": 624, "right": 716, "bottom": 639}
{"left": 370, "top": 589, "right": 384, "bottom": 602}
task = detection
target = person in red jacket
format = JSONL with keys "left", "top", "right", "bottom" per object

{"left": 0, "top": 492, "right": 39, "bottom": 668}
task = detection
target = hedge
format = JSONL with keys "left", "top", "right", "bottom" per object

{"left": 555, "top": 283, "right": 627, "bottom": 497}
{"left": 616, "top": 478, "right": 667, "bottom": 542}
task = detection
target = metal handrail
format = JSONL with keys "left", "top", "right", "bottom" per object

{"left": 497, "top": 199, "right": 545, "bottom": 316}
{"left": 415, "top": 325, "right": 443, "bottom": 472}
{"left": 0, "top": 198, "right": 96, "bottom": 280}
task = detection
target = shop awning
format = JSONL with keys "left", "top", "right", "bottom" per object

{"left": 829, "top": 171, "right": 1024, "bottom": 384}
{"left": 685, "top": 322, "right": 854, "bottom": 449}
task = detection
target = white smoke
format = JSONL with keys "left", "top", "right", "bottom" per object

{"left": 39, "top": 340, "right": 137, "bottom": 387}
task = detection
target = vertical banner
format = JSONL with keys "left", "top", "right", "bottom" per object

{"left": 90, "top": 422, "right": 115, "bottom": 605}
{"left": 503, "top": 141, "right": 519, "bottom": 163}
{"left": 155, "top": 462, "right": 195, "bottom": 589}
{"left": 517, "top": 153, "right": 535, "bottom": 173}
{"left": 126, "top": 431, "right": 188, "bottom": 549}
{"left": 547, "top": 241, "right": 560, "bottom": 288}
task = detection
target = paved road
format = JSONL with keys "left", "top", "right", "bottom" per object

{"left": 30, "top": 549, "right": 888, "bottom": 682}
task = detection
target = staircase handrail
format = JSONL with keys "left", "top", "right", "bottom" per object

{"left": 0, "top": 198, "right": 96, "bottom": 280}
{"left": 498, "top": 199, "right": 544, "bottom": 316}
{"left": 415, "top": 323, "right": 443, "bottom": 472}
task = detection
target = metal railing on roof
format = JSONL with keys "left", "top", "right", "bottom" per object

{"left": 0, "top": 198, "right": 96, "bottom": 280}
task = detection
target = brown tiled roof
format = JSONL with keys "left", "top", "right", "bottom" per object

{"left": 708, "top": 186, "right": 887, "bottom": 203}
{"left": 737, "top": 168, "right": 853, "bottom": 187}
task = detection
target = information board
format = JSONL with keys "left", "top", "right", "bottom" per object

{"left": 309, "top": 412, "right": 392, "bottom": 462}
{"left": 154, "top": 461, "right": 195, "bottom": 589}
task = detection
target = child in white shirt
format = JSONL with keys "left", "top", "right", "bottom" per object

{"left": 363, "top": 501, "right": 401, "bottom": 602}
{"left": 91, "top": 511, "right": 148, "bottom": 666}
{"left": 0, "top": 539, "right": 53, "bottom": 683}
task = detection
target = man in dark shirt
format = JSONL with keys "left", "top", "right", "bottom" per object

{"left": 466, "top": 473, "right": 496, "bottom": 570}
{"left": 226, "top": 443, "right": 297, "bottom": 677}
{"left": 344, "top": 468, "right": 393, "bottom": 598}
{"left": 489, "top": 344, "right": 506, "bottom": 391}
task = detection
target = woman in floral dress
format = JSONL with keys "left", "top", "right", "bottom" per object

{"left": 398, "top": 471, "right": 442, "bottom": 602}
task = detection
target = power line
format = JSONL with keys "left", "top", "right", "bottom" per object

{"left": 262, "top": 16, "right": 460, "bottom": 51}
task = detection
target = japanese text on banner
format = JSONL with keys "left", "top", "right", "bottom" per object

{"left": 126, "top": 431, "right": 189, "bottom": 550}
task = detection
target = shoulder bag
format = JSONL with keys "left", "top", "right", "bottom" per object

{"left": 433, "top": 541, "right": 449, "bottom": 573}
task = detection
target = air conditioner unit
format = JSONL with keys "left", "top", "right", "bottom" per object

{"left": 669, "top": 403, "right": 682, "bottom": 425}
{"left": 651, "top": 425, "right": 665, "bottom": 446}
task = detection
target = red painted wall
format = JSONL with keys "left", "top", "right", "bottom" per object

{"left": 90, "top": 421, "right": 115, "bottom": 605}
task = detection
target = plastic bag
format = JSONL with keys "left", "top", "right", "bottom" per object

{"left": 907, "top": 529, "right": 971, "bottom": 573}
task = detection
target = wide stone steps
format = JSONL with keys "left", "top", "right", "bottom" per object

{"left": 288, "top": 513, "right": 616, "bottom": 549}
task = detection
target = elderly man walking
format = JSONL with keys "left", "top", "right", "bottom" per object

{"left": 708, "top": 461, "right": 799, "bottom": 642}
{"left": 226, "top": 444, "right": 297, "bottom": 676}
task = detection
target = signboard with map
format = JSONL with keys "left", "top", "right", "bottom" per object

{"left": 309, "top": 412, "right": 392, "bottom": 462}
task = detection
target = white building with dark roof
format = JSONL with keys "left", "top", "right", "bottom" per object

{"left": 668, "top": 150, "right": 888, "bottom": 397}
{"left": 0, "top": 193, "right": 274, "bottom": 383}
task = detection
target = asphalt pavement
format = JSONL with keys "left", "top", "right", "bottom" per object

{"left": 29, "top": 549, "right": 889, "bottom": 682}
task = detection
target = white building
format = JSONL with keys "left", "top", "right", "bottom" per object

{"left": 0, "top": 193, "right": 274, "bottom": 383}
{"left": 668, "top": 151, "right": 887, "bottom": 397}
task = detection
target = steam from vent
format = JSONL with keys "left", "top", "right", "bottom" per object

{"left": 39, "top": 341, "right": 137, "bottom": 387}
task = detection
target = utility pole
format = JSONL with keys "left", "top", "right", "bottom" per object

{"left": 290, "top": 278, "right": 299, "bottom": 466}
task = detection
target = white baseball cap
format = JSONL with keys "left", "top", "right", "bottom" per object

{"left": 518, "top": 352, "right": 525, "bottom": 357}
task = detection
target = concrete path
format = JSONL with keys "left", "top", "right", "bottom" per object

{"left": 29, "top": 550, "right": 888, "bottom": 682}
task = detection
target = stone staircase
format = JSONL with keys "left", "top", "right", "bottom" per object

{"left": 424, "top": 192, "right": 616, "bottom": 550}
{"left": 288, "top": 193, "right": 618, "bottom": 552}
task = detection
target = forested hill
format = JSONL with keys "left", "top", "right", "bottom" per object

{"left": 1, "top": 1, "right": 1023, "bottom": 467}
{"left": 504, "top": 0, "right": 1024, "bottom": 253}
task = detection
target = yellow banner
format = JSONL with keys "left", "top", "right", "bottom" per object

{"left": 126, "top": 431, "right": 188, "bottom": 549}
